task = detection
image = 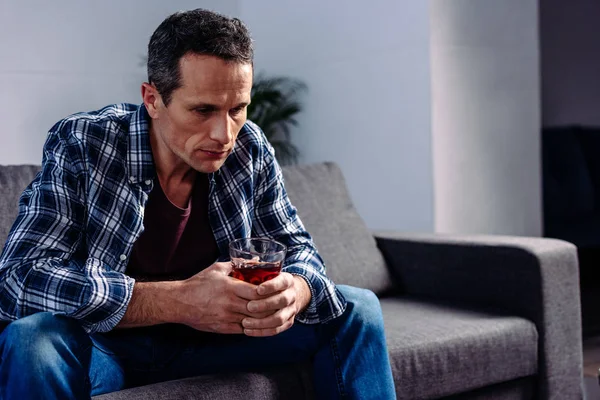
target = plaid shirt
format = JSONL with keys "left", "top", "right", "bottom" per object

{"left": 0, "top": 104, "right": 346, "bottom": 333}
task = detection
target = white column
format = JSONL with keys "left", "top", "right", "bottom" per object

{"left": 431, "top": 0, "right": 542, "bottom": 236}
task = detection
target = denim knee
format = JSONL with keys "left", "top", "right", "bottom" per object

{"left": 0, "top": 312, "right": 89, "bottom": 367}
{"left": 336, "top": 285, "right": 385, "bottom": 330}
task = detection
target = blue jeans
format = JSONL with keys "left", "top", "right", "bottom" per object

{"left": 0, "top": 285, "right": 396, "bottom": 399}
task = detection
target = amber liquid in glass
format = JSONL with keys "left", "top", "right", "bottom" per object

{"left": 231, "top": 258, "right": 282, "bottom": 284}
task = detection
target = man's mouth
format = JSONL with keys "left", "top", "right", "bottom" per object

{"left": 200, "top": 149, "right": 228, "bottom": 158}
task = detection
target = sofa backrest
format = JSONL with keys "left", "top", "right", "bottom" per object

{"left": 281, "top": 162, "right": 394, "bottom": 295}
{"left": 0, "top": 162, "right": 394, "bottom": 295}
{"left": 0, "top": 165, "right": 40, "bottom": 251}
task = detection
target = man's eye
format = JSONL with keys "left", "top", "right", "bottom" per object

{"left": 230, "top": 107, "right": 245, "bottom": 115}
{"left": 195, "top": 108, "right": 212, "bottom": 115}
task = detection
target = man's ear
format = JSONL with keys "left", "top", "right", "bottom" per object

{"left": 141, "top": 82, "right": 162, "bottom": 118}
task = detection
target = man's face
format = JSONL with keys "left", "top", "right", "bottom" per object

{"left": 144, "top": 54, "right": 253, "bottom": 174}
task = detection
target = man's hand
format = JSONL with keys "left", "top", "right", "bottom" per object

{"left": 240, "top": 272, "right": 312, "bottom": 337}
{"left": 117, "top": 264, "right": 311, "bottom": 336}
{"left": 175, "top": 262, "right": 270, "bottom": 334}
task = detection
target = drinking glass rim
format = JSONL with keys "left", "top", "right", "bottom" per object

{"left": 229, "top": 237, "right": 287, "bottom": 257}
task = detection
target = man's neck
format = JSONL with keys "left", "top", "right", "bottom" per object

{"left": 156, "top": 169, "right": 196, "bottom": 209}
{"left": 149, "top": 124, "right": 196, "bottom": 208}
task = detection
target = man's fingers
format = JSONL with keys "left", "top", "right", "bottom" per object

{"left": 188, "top": 311, "right": 246, "bottom": 334}
{"left": 227, "top": 297, "right": 273, "bottom": 318}
{"left": 256, "top": 272, "right": 294, "bottom": 296}
{"left": 247, "top": 290, "right": 294, "bottom": 313}
{"left": 242, "top": 306, "right": 295, "bottom": 330}
{"left": 243, "top": 315, "right": 295, "bottom": 337}
{"left": 227, "top": 297, "right": 255, "bottom": 315}
{"left": 210, "top": 322, "right": 245, "bottom": 334}
{"left": 230, "top": 279, "right": 268, "bottom": 301}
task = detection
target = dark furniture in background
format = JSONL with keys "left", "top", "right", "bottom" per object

{"left": 543, "top": 126, "right": 600, "bottom": 337}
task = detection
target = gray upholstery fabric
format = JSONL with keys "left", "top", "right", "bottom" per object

{"left": 93, "top": 299, "right": 538, "bottom": 400}
{"left": 375, "top": 232, "right": 583, "bottom": 400}
{"left": 282, "top": 162, "right": 394, "bottom": 295}
{"left": 0, "top": 164, "right": 584, "bottom": 400}
{"left": 381, "top": 298, "right": 538, "bottom": 400}
{"left": 442, "top": 377, "right": 534, "bottom": 400}
{"left": 0, "top": 165, "right": 39, "bottom": 250}
{"left": 93, "top": 363, "right": 313, "bottom": 400}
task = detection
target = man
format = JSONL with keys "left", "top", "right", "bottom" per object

{"left": 0, "top": 9, "right": 396, "bottom": 399}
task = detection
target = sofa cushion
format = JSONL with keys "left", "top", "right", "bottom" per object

{"left": 443, "top": 377, "right": 534, "bottom": 400}
{"left": 0, "top": 165, "right": 40, "bottom": 251}
{"left": 282, "top": 162, "right": 394, "bottom": 295}
{"left": 380, "top": 297, "right": 538, "bottom": 400}
{"left": 92, "top": 363, "right": 313, "bottom": 400}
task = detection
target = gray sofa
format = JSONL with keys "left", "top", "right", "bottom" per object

{"left": 0, "top": 162, "right": 583, "bottom": 399}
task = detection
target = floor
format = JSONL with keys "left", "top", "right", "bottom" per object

{"left": 584, "top": 336, "right": 600, "bottom": 399}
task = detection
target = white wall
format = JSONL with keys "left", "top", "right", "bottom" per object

{"left": 1, "top": 0, "right": 433, "bottom": 232}
{"left": 431, "top": 0, "right": 542, "bottom": 236}
{"left": 0, "top": 1, "right": 546, "bottom": 236}
{"left": 540, "top": 0, "right": 600, "bottom": 127}
{"left": 0, "top": 0, "right": 239, "bottom": 165}
{"left": 240, "top": 0, "right": 434, "bottom": 232}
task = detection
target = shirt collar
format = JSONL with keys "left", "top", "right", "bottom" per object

{"left": 126, "top": 104, "right": 156, "bottom": 185}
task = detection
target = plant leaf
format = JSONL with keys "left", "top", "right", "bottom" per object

{"left": 248, "top": 73, "right": 306, "bottom": 165}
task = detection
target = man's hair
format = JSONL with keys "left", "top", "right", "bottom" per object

{"left": 147, "top": 8, "right": 253, "bottom": 105}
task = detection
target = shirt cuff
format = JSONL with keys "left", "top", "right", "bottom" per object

{"left": 81, "top": 266, "right": 136, "bottom": 334}
{"left": 289, "top": 272, "right": 318, "bottom": 324}
{"left": 285, "top": 265, "right": 347, "bottom": 325}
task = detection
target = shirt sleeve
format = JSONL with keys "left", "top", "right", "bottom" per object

{"left": 0, "top": 128, "right": 134, "bottom": 333}
{"left": 252, "top": 139, "right": 347, "bottom": 324}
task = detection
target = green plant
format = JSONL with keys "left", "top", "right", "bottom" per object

{"left": 248, "top": 74, "right": 307, "bottom": 165}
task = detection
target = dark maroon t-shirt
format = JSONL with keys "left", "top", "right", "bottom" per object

{"left": 126, "top": 173, "right": 220, "bottom": 281}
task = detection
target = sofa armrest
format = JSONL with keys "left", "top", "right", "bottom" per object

{"left": 374, "top": 232, "right": 582, "bottom": 400}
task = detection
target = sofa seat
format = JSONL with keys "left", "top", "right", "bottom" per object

{"left": 93, "top": 362, "right": 314, "bottom": 400}
{"left": 94, "top": 297, "right": 538, "bottom": 400}
{"left": 381, "top": 297, "right": 538, "bottom": 400}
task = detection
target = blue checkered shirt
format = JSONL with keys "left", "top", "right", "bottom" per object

{"left": 0, "top": 104, "right": 346, "bottom": 333}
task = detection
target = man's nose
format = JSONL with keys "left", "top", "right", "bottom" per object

{"left": 210, "top": 115, "right": 233, "bottom": 145}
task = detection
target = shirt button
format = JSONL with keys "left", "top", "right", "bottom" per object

{"left": 119, "top": 254, "right": 127, "bottom": 261}
{"left": 144, "top": 179, "right": 152, "bottom": 185}
{"left": 129, "top": 176, "right": 135, "bottom": 183}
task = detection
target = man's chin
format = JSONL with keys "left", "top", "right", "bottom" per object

{"left": 192, "top": 159, "right": 226, "bottom": 174}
